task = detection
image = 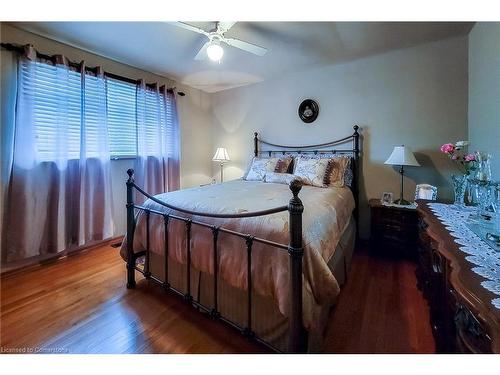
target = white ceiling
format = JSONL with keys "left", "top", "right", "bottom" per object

{"left": 10, "top": 22, "right": 474, "bottom": 93}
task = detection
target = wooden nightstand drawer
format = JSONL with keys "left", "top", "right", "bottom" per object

{"left": 369, "top": 199, "right": 418, "bottom": 259}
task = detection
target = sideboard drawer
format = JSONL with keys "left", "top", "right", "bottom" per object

{"left": 454, "top": 303, "right": 492, "bottom": 353}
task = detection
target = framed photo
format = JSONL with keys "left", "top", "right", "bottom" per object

{"left": 415, "top": 184, "right": 437, "bottom": 201}
{"left": 381, "top": 192, "right": 394, "bottom": 205}
{"left": 298, "top": 99, "right": 319, "bottom": 123}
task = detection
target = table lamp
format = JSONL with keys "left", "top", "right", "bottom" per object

{"left": 212, "top": 147, "right": 230, "bottom": 182}
{"left": 384, "top": 145, "right": 421, "bottom": 205}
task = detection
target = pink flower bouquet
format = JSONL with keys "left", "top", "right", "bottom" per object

{"left": 440, "top": 140, "right": 476, "bottom": 175}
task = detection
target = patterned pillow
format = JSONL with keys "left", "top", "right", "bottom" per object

{"left": 324, "top": 156, "right": 352, "bottom": 188}
{"left": 243, "top": 156, "right": 293, "bottom": 180}
{"left": 244, "top": 157, "right": 280, "bottom": 181}
{"left": 264, "top": 172, "right": 303, "bottom": 185}
{"left": 274, "top": 156, "right": 293, "bottom": 173}
{"left": 293, "top": 156, "right": 330, "bottom": 187}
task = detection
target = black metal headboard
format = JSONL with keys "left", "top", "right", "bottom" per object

{"left": 253, "top": 125, "right": 361, "bottom": 230}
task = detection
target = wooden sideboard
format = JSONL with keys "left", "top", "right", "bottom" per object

{"left": 416, "top": 201, "right": 500, "bottom": 353}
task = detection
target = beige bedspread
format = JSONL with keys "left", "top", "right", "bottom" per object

{"left": 120, "top": 179, "right": 354, "bottom": 330}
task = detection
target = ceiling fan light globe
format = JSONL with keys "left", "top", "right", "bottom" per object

{"left": 207, "top": 43, "right": 224, "bottom": 62}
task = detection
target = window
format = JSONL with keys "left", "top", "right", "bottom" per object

{"left": 20, "top": 60, "right": 82, "bottom": 161}
{"left": 106, "top": 78, "right": 137, "bottom": 158}
{"left": 22, "top": 59, "right": 173, "bottom": 161}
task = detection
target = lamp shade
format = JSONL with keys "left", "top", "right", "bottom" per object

{"left": 212, "top": 147, "right": 230, "bottom": 162}
{"left": 384, "top": 145, "right": 420, "bottom": 166}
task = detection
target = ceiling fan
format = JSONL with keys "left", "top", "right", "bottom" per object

{"left": 172, "top": 21, "right": 268, "bottom": 62}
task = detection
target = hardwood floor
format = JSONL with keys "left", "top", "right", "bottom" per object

{"left": 0, "top": 244, "right": 435, "bottom": 354}
{"left": 325, "top": 251, "right": 435, "bottom": 353}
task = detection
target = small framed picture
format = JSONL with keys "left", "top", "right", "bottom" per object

{"left": 298, "top": 99, "right": 319, "bottom": 123}
{"left": 381, "top": 192, "right": 394, "bottom": 205}
{"left": 415, "top": 184, "right": 438, "bottom": 201}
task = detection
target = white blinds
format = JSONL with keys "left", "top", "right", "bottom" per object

{"left": 137, "top": 86, "right": 168, "bottom": 158}
{"left": 20, "top": 59, "right": 176, "bottom": 160}
{"left": 19, "top": 60, "right": 82, "bottom": 161}
{"left": 106, "top": 78, "right": 137, "bottom": 158}
{"left": 83, "top": 73, "right": 108, "bottom": 158}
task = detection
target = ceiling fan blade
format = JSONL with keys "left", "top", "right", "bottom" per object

{"left": 218, "top": 21, "right": 237, "bottom": 33}
{"left": 223, "top": 37, "right": 267, "bottom": 56}
{"left": 194, "top": 41, "right": 210, "bottom": 60}
{"left": 172, "top": 22, "right": 209, "bottom": 36}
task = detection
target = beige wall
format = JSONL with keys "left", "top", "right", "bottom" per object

{"left": 210, "top": 36, "right": 469, "bottom": 238}
{"left": 0, "top": 23, "right": 213, "bottom": 237}
{"left": 468, "top": 22, "right": 500, "bottom": 180}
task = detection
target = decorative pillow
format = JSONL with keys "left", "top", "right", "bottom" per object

{"left": 343, "top": 164, "right": 354, "bottom": 187}
{"left": 324, "top": 156, "right": 352, "bottom": 187}
{"left": 243, "top": 156, "right": 293, "bottom": 180}
{"left": 293, "top": 156, "right": 331, "bottom": 187}
{"left": 264, "top": 172, "right": 303, "bottom": 185}
{"left": 244, "top": 157, "right": 280, "bottom": 181}
{"left": 274, "top": 156, "right": 293, "bottom": 173}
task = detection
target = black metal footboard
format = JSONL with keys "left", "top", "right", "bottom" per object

{"left": 125, "top": 169, "right": 306, "bottom": 353}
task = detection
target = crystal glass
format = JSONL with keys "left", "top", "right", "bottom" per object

{"left": 477, "top": 183, "right": 490, "bottom": 215}
{"left": 491, "top": 182, "right": 500, "bottom": 213}
{"left": 475, "top": 181, "right": 500, "bottom": 220}
{"left": 475, "top": 152, "right": 492, "bottom": 182}
{"left": 451, "top": 174, "right": 468, "bottom": 207}
{"left": 466, "top": 178, "right": 479, "bottom": 206}
{"left": 488, "top": 183, "right": 500, "bottom": 249}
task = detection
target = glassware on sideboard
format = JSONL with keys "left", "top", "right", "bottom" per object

{"left": 467, "top": 179, "right": 499, "bottom": 220}
{"left": 488, "top": 184, "right": 500, "bottom": 249}
{"left": 475, "top": 151, "right": 492, "bottom": 182}
{"left": 452, "top": 174, "right": 468, "bottom": 207}
{"left": 466, "top": 181, "right": 500, "bottom": 251}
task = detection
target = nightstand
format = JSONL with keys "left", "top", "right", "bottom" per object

{"left": 369, "top": 199, "right": 418, "bottom": 259}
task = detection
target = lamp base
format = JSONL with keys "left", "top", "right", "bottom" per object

{"left": 394, "top": 198, "right": 411, "bottom": 205}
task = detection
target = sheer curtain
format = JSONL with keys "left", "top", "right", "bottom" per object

{"left": 134, "top": 81, "right": 180, "bottom": 203}
{"left": 3, "top": 46, "right": 114, "bottom": 263}
{"left": 78, "top": 63, "right": 114, "bottom": 245}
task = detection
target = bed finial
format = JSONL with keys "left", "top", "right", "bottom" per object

{"left": 127, "top": 168, "right": 135, "bottom": 183}
{"left": 352, "top": 125, "right": 360, "bottom": 154}
{"left": 289, "top": 179, "right": 303, "bottom": 200}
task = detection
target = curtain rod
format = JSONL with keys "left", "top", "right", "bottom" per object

{"left": 0, "top": 42, "right": 186, "bottom": 96}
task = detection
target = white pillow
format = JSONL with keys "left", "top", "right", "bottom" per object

{"left": 264, "top": 172, "right": 303, "bottom": 185}
{"left": 244, "top": 157, "right": 280, "bottom": 181}
{"left": 293, "top": 155, "right": 330, "bottom": 187}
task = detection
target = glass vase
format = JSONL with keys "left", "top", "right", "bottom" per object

{"left": 475, "top": 152, "right": 492, "bottom": 182}
{"left": 452, "top": 174, "right": 468, "bottom": 207}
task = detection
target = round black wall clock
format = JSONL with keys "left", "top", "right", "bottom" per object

{"left": 298, "top": 99, "right": 319, "bottom": 123}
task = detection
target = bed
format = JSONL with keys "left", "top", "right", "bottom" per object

{"left": 121, "top": 126, "right": 361, "bottom": 353}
